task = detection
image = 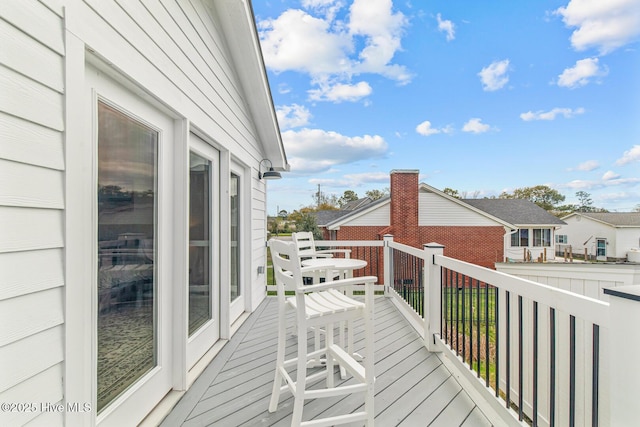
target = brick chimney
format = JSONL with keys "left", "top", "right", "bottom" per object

{"left": 389, "top": 169, "right": 419, "bottom": 247}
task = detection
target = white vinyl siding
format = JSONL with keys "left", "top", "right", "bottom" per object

{"left": 419, "top": 193, "right": 501, "bottom": 226}
{"left": 0, "top": 1, "right": 66, "bottom": 426}
{"left": 345, "top": 203, "right": 390, "bottom": 226}
{"left": 2, "top": 0, "right": 280, "bottom": 424}
{"left": 70, "top": 0, "right": 270, "bottom": 313}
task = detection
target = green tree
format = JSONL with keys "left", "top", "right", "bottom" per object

{"left": 365, "top": 188, "right": 389, "bottom": 201}
{"left": 499, "top": 185, "right": 565, "bottom": 211}
{"left": 442, "top": 187, "right": 460, "bottom": 199}
{"left": 338, "top": 190, "right": 359, "bottom": 208}
{"left": 296, "top": 211, "right": 322, "bottom": 240}
{"left": 576, "top": 191, "right": 594, "bottom": 212}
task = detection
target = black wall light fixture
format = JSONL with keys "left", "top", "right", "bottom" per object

{"left": 259, "top": 159, "right": 282, "bottom": 180}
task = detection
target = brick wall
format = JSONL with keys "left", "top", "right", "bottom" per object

{"left": 336, "top": 225, "right": 504, "bottom": 271}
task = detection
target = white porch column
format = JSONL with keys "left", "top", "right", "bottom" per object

{"left": 383, "top": 234, "right": 393, "bottom": 297}
{"left": 603, "top": 285, "right": 640, "bottom": 426}
{"left": 424, "top": 243, "right": 444, "bottom": 352}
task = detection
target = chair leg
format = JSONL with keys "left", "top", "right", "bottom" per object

{"left": 292, "top": 324, "right": 308, "bottom": 427}
{"left": 269, "top": 306, "right": 287, "bottom": 413}
{"left": 326, "top": 322, "right": 334, "bottom": 389}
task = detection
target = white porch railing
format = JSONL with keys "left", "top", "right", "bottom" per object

{"left": 310, "top": 236, "right": 640, "bottom": 427}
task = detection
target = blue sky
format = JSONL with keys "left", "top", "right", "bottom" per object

{"left": 253, "top": 0, "right": 640, "bottom": 214}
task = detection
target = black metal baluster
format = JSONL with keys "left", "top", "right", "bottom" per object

{"left": 485, "top": 282, "right": 490, "bottom": 387}
{"left": 441, "top": 268, "right": 445, "bottom": 341}
{"left": 506, "top": 291, "right": 511, "bottom": 408}
{"left": 495, "top": 286, "right": 500, "bottom": 398}
{"left": 462, "top": 275, "right": 467, "bottom": 363}
{"left": 570, "top": 315, "right": 576, "bottom": 427}
{"left": 518, "top": 295, "right": 523, "bottom": 422}
{"left": 550, "top": 307, "right": 556, "bottom": 427}
{"left": 476, "top": 278, "right": 481, "bottom": 378}
{"left": 533, "top": 301, "right": 539, "bottom": 427}
{"left": 592, "top": 324, "right": 600, "bottom": 427}
{"left": 455, "top": 272, "right": 460, "bottom": 355}
{"left": 469, "top": 278, "right": 474, "bottom": 371}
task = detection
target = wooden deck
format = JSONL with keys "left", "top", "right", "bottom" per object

{"left": 160, "top": 297, "right": 493, "bottom": 426}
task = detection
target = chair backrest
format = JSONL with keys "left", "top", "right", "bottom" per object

{"left": 292, "top": 231, "right": 318, "bottom": 259}
{"left": 268, "top": 239, "right": 303, "bottom": 296}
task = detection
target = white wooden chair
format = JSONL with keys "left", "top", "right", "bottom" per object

{"left": 292, "top": 231, "right": 351, "bottom": 261}
{"left": 268, "top": 239, "right": 376, "bottom": 426}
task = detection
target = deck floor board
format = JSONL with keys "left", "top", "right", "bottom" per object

{"left": 161, "top": 297, "right": 494, "bottom": 426}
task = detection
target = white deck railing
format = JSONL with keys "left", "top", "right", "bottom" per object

{"left": 312, "top": 236, "right": 640, "bottom": 427}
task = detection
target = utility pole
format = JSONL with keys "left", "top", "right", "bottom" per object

{"left": 316, "top": 184, "right": 321, "bottom": 207}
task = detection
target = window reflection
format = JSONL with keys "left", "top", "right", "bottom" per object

{"left": 189, "top": 152, "right": 212, "bottom": 335}
{"left": 97, "top": 101, "right": 157, "bottom": 412}
{"left": 230, "top": 174, "right": 240, "bottom": 302}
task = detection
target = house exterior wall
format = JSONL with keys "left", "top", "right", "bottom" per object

{"left": 560, "top": 216, "right": 620, "bottom": 260}
{"left": 0, "top": 2, "right": 66, "bottom": 426}
{"left": 329, "top": 171, "right": 507, "bottom": 270}
{"left": 419, "top": 193, "right": 499, "bottom": 226}
{"left": 615, "top": 227, "right": 640, "bottom": 258}
{"left": 1, "top": 1, "right": 280, "bottom": 425}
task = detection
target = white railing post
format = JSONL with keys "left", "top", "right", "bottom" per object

{"left": 383, "top": 234, "right": 394, "bottom": 297}
{"left": 604, "top": 285, "right": 640, "bottom": 426}
{"left": 424, "top": 242, "right": 444, "bottom": 352}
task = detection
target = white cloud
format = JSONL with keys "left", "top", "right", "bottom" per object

{"left": 555, "top": 0, "right": 640, "bottom": 54}
{"left": 558, "top": 176, "right": 640, "bottom": 191}
{"left": 616, "top": 145, "right": 640, "bottom": 165}
{"left": 571, "top": 160, "right": 600, "bottom": 171}
{"left": 602, "top": 170, "right": 621, "bottom": 180}
{"left": 308, "top": 80, "right": 372, "bottom": 102}
{"left": 258, "top": 1, "right": 411, "bottom": 102}
{"left": 478, "top": 59, "right": 510, "bottom": 91}
{"left": 310, "top": 171, "right": 389, "bottom": 188}
{"left": 282, "top": 128, "right": 388, "bottom": 173}
{"left": 437, "top": 13, "right": 455, "bottom": 41}
{"left": 258, "top": 9, "right": 352, "bottom": 75}
{"left": 462, "top": 118, "right": 491, "bottom": 134}
{"left": 557, "top": 57, "right": 608, "bottom": 88}
{"left": 415, "top": 120, "right": 452, "bottom": 136}
{"left": 276, "top": 104, "right": 312, "bottom": 130}
{"left": 302, "top": 0, "right": 345, "bottom": 21}
{"left": 348, "top": 0, "right": 412, "bottom": 83}
{"left": 520, "top": 107, "right": 585, "bottom": 121}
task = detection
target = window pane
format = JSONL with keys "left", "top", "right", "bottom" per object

{"left": 533, "top": 229, "right": 542, "bottom": 246}
{"left": 97, "top": 101, "right": 157, "bottom": 412}
{"left": 230, "top": 174, "right": 240, "bottom": 302}
{"left": 520, "top": 229, "right": 529, "bottom": 247}
{"left": 189, "top": 152, "right": 212, "bottom": 335}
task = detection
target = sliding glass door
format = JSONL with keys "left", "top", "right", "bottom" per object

{"left": 94, "top": 83, "right": 173, "bottom": 425}
{"left": 187, "top": 134, "right": 220, "bottom": 368}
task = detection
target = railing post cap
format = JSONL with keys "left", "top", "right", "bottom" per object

{"left": 383, "top": 234, "right": 394, "bottom": 240}
{"left": 604, "top": 285, "right": 640, "bottom": 302}
{"left": 424, "top": 242, "right": 445, "bottom": 249}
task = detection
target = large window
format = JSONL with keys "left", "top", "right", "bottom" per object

{"left": 97, "top": 101, "right": 157, "bottom": 412}
{"left": 511, "top": 229, "right": 529, "bottom": 247}
{"left": 230, "top": 173, "right": 241, "bottom": 302}
{"left": 189, "top": 152, "right": 212, "bottom": 335}
{"left": 533, "top": 228, "right": 551, "bottom": 247}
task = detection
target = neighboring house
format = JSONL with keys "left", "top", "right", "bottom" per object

{"left": 314, "top": 197, "right": 374, "bottom": 230}
{"left": 463, "top": 198, "right": 566, "bottom": 262}
{"left": 322, "top": 170, "right": 565, "bottom": 269}
{"left": 558, "top": 212, "right": 640, "bottom": 261}
{"left": 0, "top": 2, "right": 286, "bottom": 426}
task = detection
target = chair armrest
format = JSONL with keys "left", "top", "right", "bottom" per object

{"left": 296, "top": 276, "right": 377, "bottom": 293}
{"left": 315, "top": 249, "right": 351, "bottom": 256}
